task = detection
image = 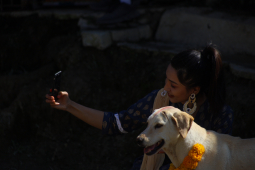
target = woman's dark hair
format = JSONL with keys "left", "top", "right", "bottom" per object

{"left": 170, "top": 44, "right": 226, "bottom": 115}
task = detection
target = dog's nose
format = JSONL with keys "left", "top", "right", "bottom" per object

{"left": 136, "top": 136, "right": 144, "bottom": 147}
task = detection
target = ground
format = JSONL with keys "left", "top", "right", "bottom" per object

{"left": 1, "top": 14, "right": 255, "bottom": 170}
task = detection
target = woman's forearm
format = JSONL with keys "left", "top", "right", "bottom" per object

{"left": 66, "top": 100, "right": 104, "bottom": 130}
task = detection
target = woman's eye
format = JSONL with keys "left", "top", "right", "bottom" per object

{"left": 155, "top": 124, "right": 163, "bottom": 129}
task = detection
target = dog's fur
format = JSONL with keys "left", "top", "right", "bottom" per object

{"left": 137, "top": 106, "right": 255, "bottom": 170}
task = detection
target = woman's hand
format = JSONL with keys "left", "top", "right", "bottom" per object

{"left": 45, "top": 91, "right": 70, "bottom": 111}
{"left": 45, "top": 91, "right": 104, "bottom": 129}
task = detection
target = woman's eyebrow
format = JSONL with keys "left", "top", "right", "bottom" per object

{"left": 168, "top": 79, "right": 178, "bottom": 85}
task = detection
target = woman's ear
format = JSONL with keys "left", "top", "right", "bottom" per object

{"left": 193, "top": 86, "right": 201, "bottom": 95}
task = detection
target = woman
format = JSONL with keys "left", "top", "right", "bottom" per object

{"left": 45, "top": 44, "right": 233, "bottom": 170}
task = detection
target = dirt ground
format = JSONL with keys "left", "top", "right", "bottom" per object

{"left": 1, "top": 14, "right": 255, "bottom": 170}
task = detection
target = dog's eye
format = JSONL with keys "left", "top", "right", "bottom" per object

{"left": 154, "top": 124, "right": 163, "bottom": 129}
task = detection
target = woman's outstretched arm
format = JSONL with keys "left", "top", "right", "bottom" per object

{"left": 45, "top": 91, "right": 104, "bottom": 130}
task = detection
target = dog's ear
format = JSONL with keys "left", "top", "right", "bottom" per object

{"left": 171, "top": 111, "right": 194, "bottom": 138}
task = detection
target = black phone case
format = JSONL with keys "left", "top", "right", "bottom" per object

{"left": 51, "top": 71, "right": 62, "bottom": 100}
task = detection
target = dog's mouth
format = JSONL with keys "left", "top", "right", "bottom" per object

{"left": 144, "top": 139, "right": 165, "bottom": 156}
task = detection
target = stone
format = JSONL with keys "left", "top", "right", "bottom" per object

{"left": 155, "top": 7, "right": 255, "bottom": 66}
{"left": 53, "top": 10, "right": 83, "bottom": 19}
{"left": 117, "top": 41, "right": 187, "bottom": 54}
{"left": 205, "top": 0, "right": 218, "bottom": 6}
{"left": 138, "top": 17, "right": 149, "bottom": 24}
{"left": 138, "top": 8, "right": 165, "bottom": 15}
{"left": 111, "top": 28, "right": 139, "bottom": 42}
{"left": 39, "top": 10, "right": 85, "bottom": 19}
{"left": 229, "top": 63, "right": 255, "bottom": 81}
{"left": 1, "top": 11, "right": 36, "bottom": 17}
{"left": 138, "top": 25, "right": 151, "bottom": 39}
{"left": 78, "top": 18, "right": 98, "bottom": 29}
{"left": 81, "top": 30, "right": 112, "bottom": 50}
{"left": 0, "top": 9, "right": 104, "bottom": 20}
{"left": 111, "top": 25, "right": 152, "bottom": 42}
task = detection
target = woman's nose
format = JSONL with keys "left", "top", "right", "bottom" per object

{"left": 164, "top": 83, "right": 170, "bottom": 92}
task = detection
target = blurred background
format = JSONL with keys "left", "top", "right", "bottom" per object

{"left": 1, "top": 0, "right": 255, "bottom": 169}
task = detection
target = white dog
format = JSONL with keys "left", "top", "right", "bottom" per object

{"left": 137, "top": 106, "right": 255, "bottom": 170}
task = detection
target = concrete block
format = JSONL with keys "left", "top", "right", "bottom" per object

{"left": 155, "top": 7, "right": 255, "bottom": 65}
{"left": 81, "top": 30, "right": 112, "bottom": 50}
{"left": 111, "top": 25, "right": 152, "bottom": 42}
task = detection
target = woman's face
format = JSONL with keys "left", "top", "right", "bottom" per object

{"left": 164, "top": 64, "right": 193, "bottom": 104}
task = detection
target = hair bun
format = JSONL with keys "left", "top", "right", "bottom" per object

{"left": 170, "top": 43, "right": 225, "bottom": 114}
{"left": 201, "top": 44, "right": 217, "bottom": 61}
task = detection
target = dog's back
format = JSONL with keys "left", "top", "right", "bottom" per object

{"left": 223, "top": 134, "right": 255, "bottom": 170}
{"left": 200, "top": 131, "right": 255, "bottom": 170}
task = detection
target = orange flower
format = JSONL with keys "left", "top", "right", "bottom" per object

{"left": 189, "top": 144, "right": 205, "bottom": 162}
{"left": 189, "top": 153, "right": 203, "bottom": 161}
{"left": 168, "top": 143, "right": 205, "bottom": 170}
{"left": 169, "top": 163, "right": 176, "bottom": 170}
{"left": 183, "top": 156, "right": 198, "bottom": 169}
{"left": 176, "top": 165, "right": 189, "bottom": 170}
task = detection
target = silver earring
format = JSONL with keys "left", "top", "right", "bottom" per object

{"left": 161, "top": 90, "right": 167, "bottom": 97}
{"left": 183, "top": 93, "right": 197, "bottom": 115}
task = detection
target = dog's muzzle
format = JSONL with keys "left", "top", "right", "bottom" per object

{"left": 136, "top": 136, "right": 145, "bottom": 147}
{"left": 137, "top": 134, "right": 165, "bottom": 155}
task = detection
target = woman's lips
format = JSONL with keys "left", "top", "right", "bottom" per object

{"left": 168, "top": 93, "right": 174, "bottom": 98}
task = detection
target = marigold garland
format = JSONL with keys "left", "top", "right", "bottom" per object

{"left": 168, "top": 143, "right": 205, "bottom": 170}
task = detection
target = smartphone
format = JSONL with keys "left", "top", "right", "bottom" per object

{"left": 50, "top": 71, "right": 62, "bottom": 100}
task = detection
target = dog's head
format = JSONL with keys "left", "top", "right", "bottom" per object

{"left": 136, "top": 106, "right": 194, "bottom": 156}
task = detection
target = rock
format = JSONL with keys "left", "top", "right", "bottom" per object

{"left": 78, "top": 18, "right": 98, "bottom": 30}
{"left": 117, "top": 41, "right": 187, "bottom": 54}
{"left": 0, "top": 111, "right": 13, "bottom": 130}
{"left": 229, "top": 63, "right": 255, "bottom": 81}
{"left": 138, "top": 17, "right": 149, "bottom": 24}
{"left": 138, "top": 25, "right": 152, "bottom": 39}
{"left": 138, "top": 8, "right": 165, "bottom": 14}
{"left": 111, "top": 28, "right": 138, "bottom": 42}
{"left": 205, "top": 0, "right": 218, "bottom": 6}
{"left": 111, "top": 25, "right": 152, "bottom": 42}
{"left": 53, "top": 10, "right": 83, "bottom": 19}
{"left": 1, "top": 9, "right": 104, "bottom": 20}
{"left": 155, "top": 7, "right": 255, "bottom": 66}
{"left": 81, "top": 30, "right": 112, "bottom": 50}
{"left": 1, "top": 11, "right": 36, "bottom": 17}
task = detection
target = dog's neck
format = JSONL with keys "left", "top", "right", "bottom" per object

{"left": 164, "top": 122, "right": 207, "bottom": 168}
